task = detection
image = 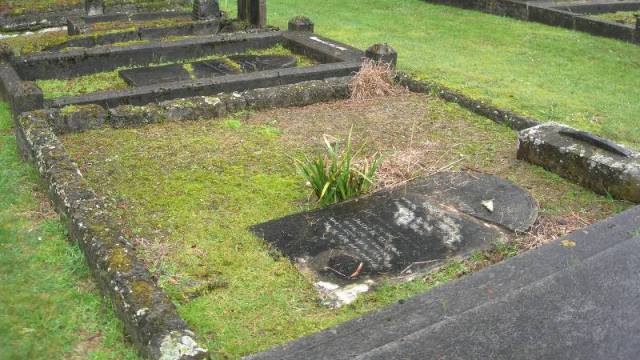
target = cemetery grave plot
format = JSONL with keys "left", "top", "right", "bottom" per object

{"left": 1, "top": 0, "right": 193, "bottom": 34}
{"left": 60, "top": 93, "right": 630, "bottom": 357}
{"left": 422, "top": 0, "right": 640, "bottom": 44}
{"left": 3, "top": 0, "right": 191, "bottom": 18}
{"left": 0, "top": 16, "right": 220, "bottom": 55}
{"left": 1, "top": 29, "right": 362, "bottom": 113}
{"left": 35, "top": 45, "right": 316, "bottom": 98}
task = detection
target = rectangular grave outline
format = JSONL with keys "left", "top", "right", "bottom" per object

{"left": 1, "top": 30, "right": 364, "bottom": 111}
{"left": 419, "top": 0, "right": 639, "bottom": 44}
{"left": 8, "top": 67, "right": 640, "bottom": 360}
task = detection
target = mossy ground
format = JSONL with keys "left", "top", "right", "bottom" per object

{"left": 35, "top": 44, "right": 316, "bottom": 99}
{"left": 591, "top": 11, "right": 638, "bottom": 25}
{"left": 0, "top": 101, "right": 141, "bottom": 360}
{"left": 61, "top": 94, "right": 630, "bottom": 358}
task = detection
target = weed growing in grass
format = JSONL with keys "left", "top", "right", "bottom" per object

{"left": 297, "top": 129, "right": 381, "bottom": 206}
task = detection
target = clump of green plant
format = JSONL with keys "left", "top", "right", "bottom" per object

{"left": 297, "top": 129, "right": 381, "bottom": 206}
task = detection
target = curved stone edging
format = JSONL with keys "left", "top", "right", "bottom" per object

{"left": 16, "top": 111, "right": 209, "bottom": 360}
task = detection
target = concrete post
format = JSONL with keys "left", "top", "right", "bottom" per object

{"left": 288, "top": 16, "right": 314, "bottom": 32}
{"left": 365, "top": 44, "right": 398, "bottom": 68}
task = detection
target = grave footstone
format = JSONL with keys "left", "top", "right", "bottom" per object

{"left": 193, "top": 0, "right": 221, "bottom": 20}
{"left": 119, "top": 64, "right": 191, "bottom": 87}
{"left": 238, "top": 0, "right": 266, "bottom": 27}
{"left": 85, "top": 0, "right": 104, "bottom": 16}
{"left": 190, "top": 60, "right": 239, "bottom": 78}
{"left": 228, "top": 55, "right": 297, "bottom": 72}
{"left": 251, "top": 171, "right": 537, "bottom": 306}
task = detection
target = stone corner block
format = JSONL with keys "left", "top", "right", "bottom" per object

{"left": 288, "top": 16, "right": 314, "bottom": 32}
{"left": 365, "top": 43, "right": 398, "bottom": 68}
{"left": 517, "top": 122, "right": 640, "bottom": 203}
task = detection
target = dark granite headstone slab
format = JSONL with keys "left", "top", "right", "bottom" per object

{"left": 190, "top": 60, "right": 239, "bottom": 78}
{"left": 119, "top": 64, "right": 191, "bottom": 87}
{"left": 252, "top": 172, "right": 537, "bottom": 284}
{"left": 227, "top": 55, "right": 297, "bottom": 72}
{"left": 400, "top": 171, "right": 538, "bottom": 232}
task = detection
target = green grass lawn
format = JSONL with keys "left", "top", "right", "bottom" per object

{"left": 226, "top": 0, "right": 640, "bottom": 149}
{"left": 0, "top": 102, "right": 141, "bottom": 360}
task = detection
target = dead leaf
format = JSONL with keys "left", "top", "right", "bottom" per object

{"left": 560, "top": 239, "right": 576, "bottom": 248}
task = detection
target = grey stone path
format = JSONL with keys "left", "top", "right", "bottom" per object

{"left": 248, "top": 205, "right": 640, "bottom": 359}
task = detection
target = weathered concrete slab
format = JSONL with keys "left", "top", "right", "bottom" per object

{"left": 518, "top": 122, "right": 640, "bottom": 202}
{"left": 228, "top": 55, "right": 297, "bottom": 72}
{"left": 252, "top": 172, "right": 536, "bottom": 305}
{"left": 119, "top": 64, "right": 191, "bottom": 86}
{"left": 190, "top": 60, "right": 239, "bottom": 78}
{"left": 247, "top": 205, "right": 640, "bottom": 360}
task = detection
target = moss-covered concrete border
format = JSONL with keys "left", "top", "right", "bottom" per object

{"left": 41, "top": 76, "right": 350, "bottom": 133}
{"left": 9, "top": 76, "right": 351, "bottom": 359}
{"left": 9, "top": 57, "right": 640, "bottom": 359}
{"left": 15, "top": 109, "right": 209, "bottom": 359}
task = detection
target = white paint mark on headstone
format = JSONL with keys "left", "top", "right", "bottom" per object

{"left": 309, "top": 36, "right": 348, "bottom": 51}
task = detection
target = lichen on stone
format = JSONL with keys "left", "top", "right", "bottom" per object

{"left": 159, "top": 331, "right": 208, "bottom": 360}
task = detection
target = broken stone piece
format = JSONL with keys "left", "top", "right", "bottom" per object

{"left": 518, "top": 122, "right": 640, "bottom": 202}
{"left": 193, "top": 0, "right": 221, "bottom": 20}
